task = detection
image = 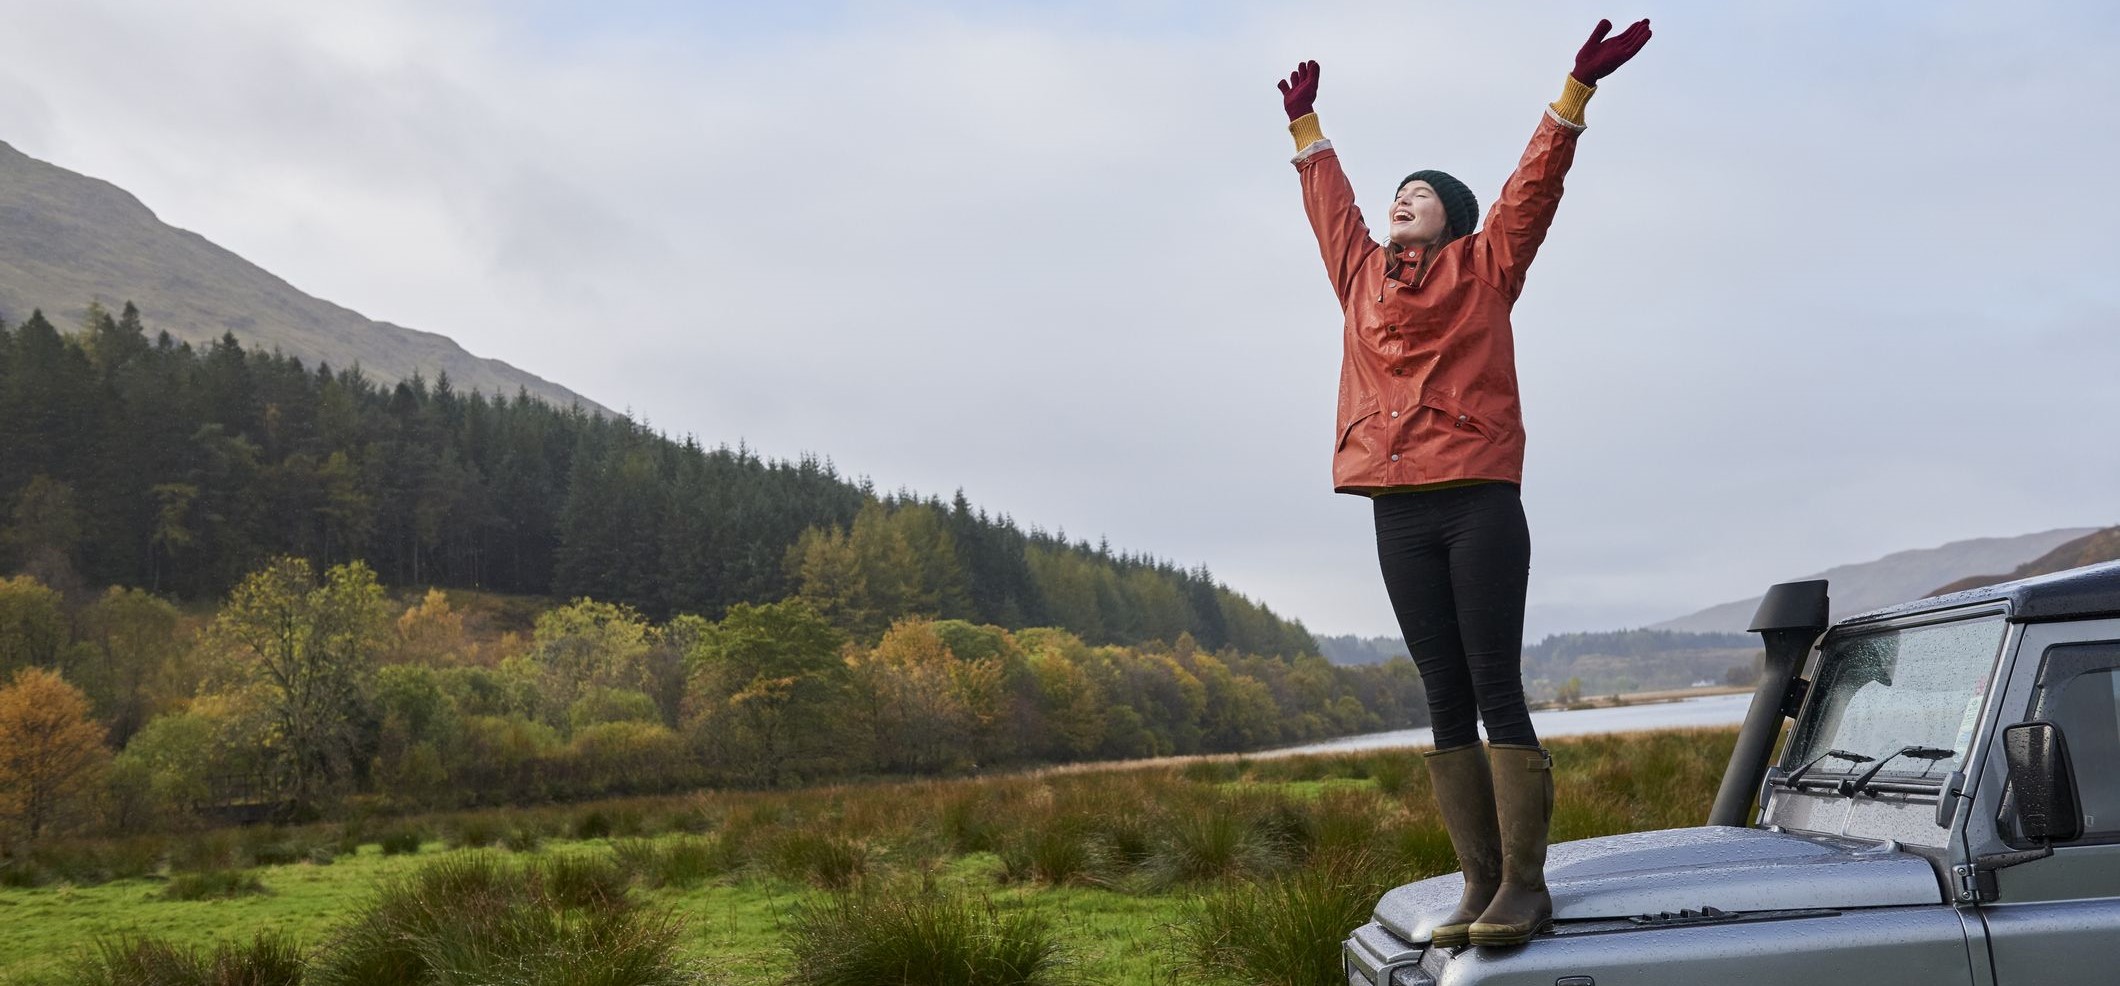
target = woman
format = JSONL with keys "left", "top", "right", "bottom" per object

{"left": 1276, "top": 19, "right": 1651, "bottom": 948}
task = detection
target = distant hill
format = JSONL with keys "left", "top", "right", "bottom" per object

{"left": 1314, "top": 633, "right": 1409, "bottom": 666}
{"left": 1317, "top": 628, "right": 1759, "bottom": 701}
{"left": 0, "top": 140, "right": 607, "bottom": 414}
{"left": 1930, "top": 526, "right": 2120, "bottom": 595}
{"left": 1653, "top": 528, "right": 2099, "bottom": 633}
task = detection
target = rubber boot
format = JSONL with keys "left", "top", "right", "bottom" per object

{"left": 1468, "top": 743, "right": 1554, "bottom": 947}
{"left": 1420, "top": 742, "right": 1501, "bottom": 949}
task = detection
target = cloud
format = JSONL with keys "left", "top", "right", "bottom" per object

{"left": 1, "top": 0, "right": 2115, "bottom": 639}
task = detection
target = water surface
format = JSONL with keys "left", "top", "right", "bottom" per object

{"left": 1263, "top": 691, "right": 1753, "bottom": 757}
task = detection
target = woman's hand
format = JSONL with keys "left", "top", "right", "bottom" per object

{"left": 1278, "top": 60, "right": 1319, "bottom": 121}
{"left": 1571, "top": 18, "right": 1651, "bottom": 85}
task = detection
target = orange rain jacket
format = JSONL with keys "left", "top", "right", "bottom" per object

{"left": 1293, "top": 108, "right": 1583, "bottom": 495}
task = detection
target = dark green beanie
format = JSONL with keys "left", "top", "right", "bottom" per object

{"left": 1397, "top": 170, "right": 1479, "bottom": 242}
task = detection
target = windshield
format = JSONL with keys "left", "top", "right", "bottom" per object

{"left": 1783, "top": 615, "right": 2007, "bottom": 779}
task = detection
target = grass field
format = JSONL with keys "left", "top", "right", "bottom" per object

{"left": 0, "top": 726, "right": 1739, "bottom": 986}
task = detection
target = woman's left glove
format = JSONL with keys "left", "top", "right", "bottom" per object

{"left": 1571, "top": 18, "right": 1652, "bottom": 85}
{"left": 1278, "top": 60, "right": 1319, "bottom": 121}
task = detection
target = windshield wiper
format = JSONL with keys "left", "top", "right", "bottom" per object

{"left": 1843, "top": 745, "right": 1957, "bottom": 798}
{"left": 1781, "top": 748, "right": 1872, "bottom": 787}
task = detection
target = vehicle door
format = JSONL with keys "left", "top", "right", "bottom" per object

{"left": 1974, "top": 619, "right": 2120, "bottom": 984}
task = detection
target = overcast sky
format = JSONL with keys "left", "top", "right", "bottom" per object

{"left": 1, "top": 0, "right": 2115, "bottom": 640}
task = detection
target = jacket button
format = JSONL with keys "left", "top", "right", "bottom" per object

{"left": 1386, "top": 325, "right": 1398, "bottom": 333}
{"left": 1390, "top": 454, "right": 1400, "bottom": 461}
{"left": 1389, "top": 410, "right": 1399, "bottom": 418}
{"left": 1457, "top": 414, "right": 1468, "bottom": 422}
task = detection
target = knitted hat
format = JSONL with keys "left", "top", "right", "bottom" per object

{"left": 1397, "top": 170, "right": 1479, "bottom": 242}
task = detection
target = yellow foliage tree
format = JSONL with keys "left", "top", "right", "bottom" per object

{"left": 0, "top": 666, "right": 111, "bottom": 842}
{"left": 393, "top": 588, "right": 472, "bottom": 666}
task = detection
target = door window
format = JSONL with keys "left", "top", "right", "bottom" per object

{"left": 2026, "top": 643, "right": 2120, "bottom": 841}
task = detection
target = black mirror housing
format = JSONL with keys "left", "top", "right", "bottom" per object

{"left": 2003, "top": 720, "right": 2084, "bottom": 844}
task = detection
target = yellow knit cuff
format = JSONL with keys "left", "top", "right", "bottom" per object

{"left": 1549, "top": 74, "right": 1595, "bottom": 126}
{"left": 1289, "top": 112, "right": 1324, "bottom": 152}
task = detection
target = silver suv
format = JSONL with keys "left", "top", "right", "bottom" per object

{"left": 1344, "top": 560, "right": 2120, "bottom": 986}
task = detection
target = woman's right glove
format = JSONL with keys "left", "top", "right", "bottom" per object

{"left": 1572, "top": 18, "right": 1652, "bottom": 85}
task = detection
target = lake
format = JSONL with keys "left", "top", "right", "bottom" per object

{"left": 1261, "top": 690, "right": 1754, "bottom": 757}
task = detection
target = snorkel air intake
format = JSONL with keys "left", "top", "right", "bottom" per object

{"left": 1709, "top": 579, "right": 1830, "bottom": 826}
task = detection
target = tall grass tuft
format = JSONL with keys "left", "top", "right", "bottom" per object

{"left": 1150, "top": 803, "right": 1274, "bottom": 886}
{"left": 786, "top": 886, "right": 1074, "bottom": 986}
{"left": 309, "top": 850, "right": 704, "bottom": 986}
{"left": 766, "top": 832, "right": 869, "bottom": 891}
{"left": 59, "top": 930, "right": 305, "bottom": 986}
{"left": 1181, "top": 852, "right": 1388, "bottom": 986}
{"left": 651, "top": 836, "right": 731, "bottom": 889}
{"left": 539, "top": 852, "right": 633, "bottom": 910}
{"left": 1367, "top": 754, "right": 1416, "bottom": 797}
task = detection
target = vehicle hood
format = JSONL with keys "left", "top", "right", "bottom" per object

{"left": 1373, "top": 825, "right": 1943, "bottom": 944}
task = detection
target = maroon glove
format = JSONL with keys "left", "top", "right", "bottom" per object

{"left": 1572, "top": 18, "right": 1651, "bottom": 85}
{"left": 1277, "top": 60, "right": 1319, "bottom": 121}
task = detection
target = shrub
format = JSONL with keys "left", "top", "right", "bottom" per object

{"left": 310, "top": 851, "right": 703, "bottom": 986}
{"left": 376, "top": 828, "right": 423, "bottom": 856}
{"left": 246, "top": 836, "right": 305, "bottom": 867}
{"left": 574, "top": 810, "right": 613, "bottom": 840}
{"left": 786, "top": 887, "right": 1073, "bottom": 986}
{"left": 163, "top": 868, "right": 269, "bottom": 901}
{"left": 169, "top": 830, "right": 241, "bottom": 873}
{"left": 1182, "top": 853, "right": 1388, "bottom": 986}
{"left": 60, "top": 930, "right": 304, "bottom": 986}
{"left": 445, "top": 815, "right": 503, "bottom": 849}
{"left": 18, "top": 837, "right": 166, "bottom": 886}
{"left": 501, "top": 827, "right": 544, "bottom": 853}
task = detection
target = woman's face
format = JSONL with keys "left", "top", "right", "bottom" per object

{"left": 1388, "top": 180, "right": 1449, "bottom": 249}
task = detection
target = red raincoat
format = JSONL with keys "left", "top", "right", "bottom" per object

{"left": 1294, "top": 110, "right": 1582, "bottom": 495}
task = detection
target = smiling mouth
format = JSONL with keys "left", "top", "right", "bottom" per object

{"left": 1392, "top": 211, "right": 1415, "bottom": 223}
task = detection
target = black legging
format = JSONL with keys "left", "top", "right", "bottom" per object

{"left": 1374, "top": 482, "right": 1538, "bottom": 749}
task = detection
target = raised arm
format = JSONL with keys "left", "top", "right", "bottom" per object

{"left": 1280, "top": 60, "right": 1379, "bottom": 307}
{"left": 1474, "top": 18, "right": 1652, "bottom": 299}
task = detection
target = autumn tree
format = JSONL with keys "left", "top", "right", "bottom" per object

{"left": 0, "top": 666, "right": 111, "bottom": 842}
{"left": 682, "top": 599, "right": 847, "bottom": 786}
{"left": 0, "top": 574, "right": 68, "bottom": 676}
{"left": 845, "top": 619, "right": 1004, "bottom": 773}
{"left": 207, "top": 557, "right": 388, "bottom": 816}
{"left": 391, "top": 588, "right": 473, "bottom": 666}
{"left": 71, "top": 586, "right": 192, "bottom": 747}
{"left": 519, "top": 598, "right": 660, "bottom": 729}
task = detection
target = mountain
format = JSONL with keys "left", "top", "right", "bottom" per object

{"left": 1930, "top": 526, "right": 2120, "bottom": 595}
{"left": 1654, "top": 527, "right": 2100, "bottom": 633}
{"left": 1317, "top": 628, "right": 1759, "bottom": 700}
{"left": 0, "top": 140, "right": 607, "bottom": 414}
{"left": 1314, "top": 633, "right": 1409, "bottom": 666}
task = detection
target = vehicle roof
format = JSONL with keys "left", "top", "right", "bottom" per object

{"left": 1839, "top": 559, "right": 2120, "bottom": 628}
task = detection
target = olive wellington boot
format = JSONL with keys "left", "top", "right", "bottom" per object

{"left": 1468, "top": 743, "right": 1555, "bottom": 947}
{"left": 1420, "top": 742, "right": 1501, "bottom": 949}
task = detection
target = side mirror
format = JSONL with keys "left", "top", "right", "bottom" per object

{"left": 2002, "top": 721, "right": 2083, "bottom": 844}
